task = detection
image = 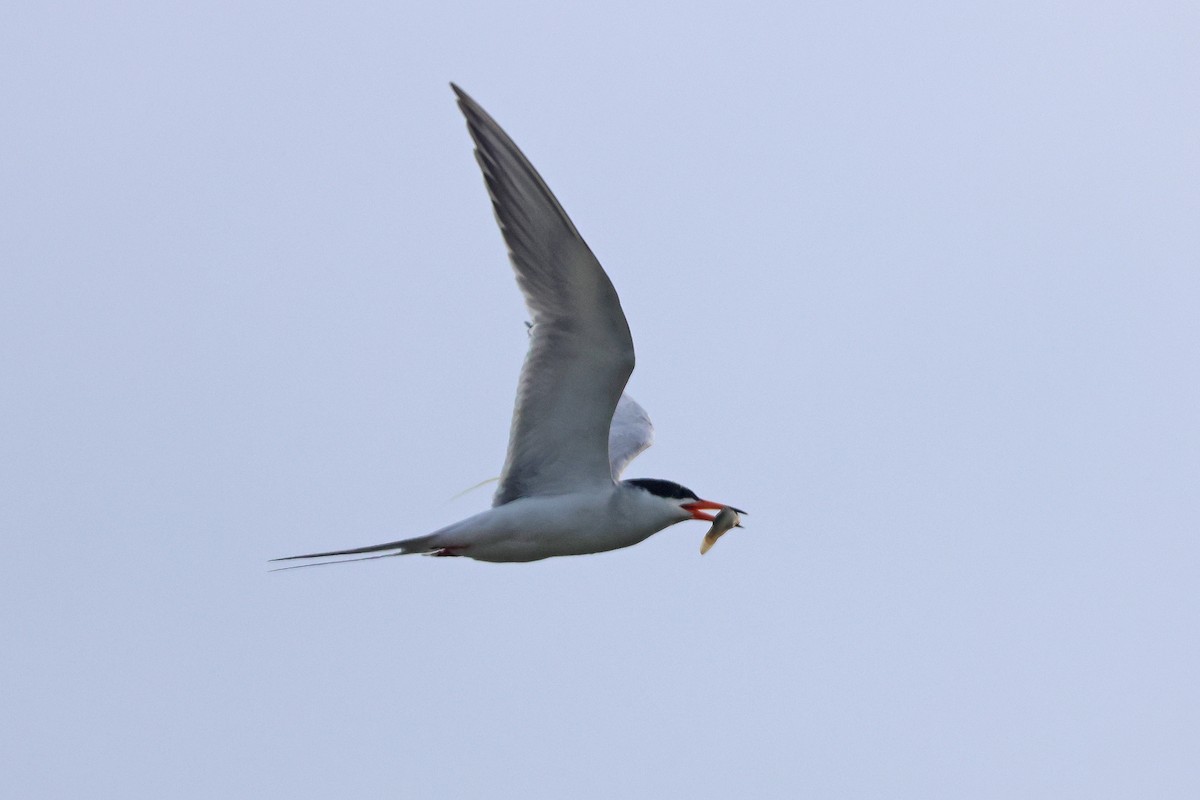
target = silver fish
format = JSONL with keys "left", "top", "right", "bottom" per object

{"left": 700, "top": 506, "right": 742, "bottom": 555}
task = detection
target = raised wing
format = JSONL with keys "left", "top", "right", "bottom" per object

{"left": 452, "top": 85, "right": 635, "bottom": 506}
{"left": 609, "top": 393, "right": 654, "bottom": 479}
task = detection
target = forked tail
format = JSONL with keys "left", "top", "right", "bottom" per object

{"left": 269, "top": 533, "right": 441, "bottom": 571}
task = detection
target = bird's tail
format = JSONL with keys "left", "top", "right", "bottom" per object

{"left": 269, "top": 533, "right": 442, "bottom": 571}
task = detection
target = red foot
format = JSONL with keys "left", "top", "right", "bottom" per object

{"left": 432, "top": 546, "right": 465, "bottom": 557}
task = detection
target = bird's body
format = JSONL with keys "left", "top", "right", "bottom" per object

{"left": 318, "top": 487, "right": 692, "bottom": 563}
{"left": 274, "top": 85, "right": 742, "bottom": 567}
{"left": 447, "top": 488, "right": 679, "bottom": 562}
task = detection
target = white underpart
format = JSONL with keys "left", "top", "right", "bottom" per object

{"left": 419, "top": 488, "right": 690, "bottom": 562}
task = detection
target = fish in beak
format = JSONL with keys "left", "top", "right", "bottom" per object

{"left": 699, "top": 506, "right": 744, "bottom": 555}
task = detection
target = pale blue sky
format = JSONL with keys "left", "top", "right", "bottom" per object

{"left": 3, "top": 1, "right": 1198, "bottom": 797}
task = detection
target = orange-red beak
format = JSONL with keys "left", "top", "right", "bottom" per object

{"left": 681, "top": 500, "right": 727, "bottom": 522}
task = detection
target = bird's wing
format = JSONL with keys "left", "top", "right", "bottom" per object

{"left": 609, "top": 393, "right": 654, "bottom": 479}
{"left": 452, "top": 84, "right": 635, "bottom": 506}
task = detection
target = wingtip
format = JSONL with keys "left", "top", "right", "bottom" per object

{"left": 450, "top": 82, "right": 473, "bottom": 106}
{"left": 450, "top": 83, "right": 481, "bottom": 127}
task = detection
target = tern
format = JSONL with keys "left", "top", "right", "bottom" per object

{"left": 274, "top": 84, "right": 743, "bottom": 565}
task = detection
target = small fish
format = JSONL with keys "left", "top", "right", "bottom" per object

{"left": 700, "top": 506, "right": 742, "bottom": 554}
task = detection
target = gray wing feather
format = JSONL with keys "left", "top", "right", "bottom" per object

{"left": 609, "top": 393, "right": 654, "bottom": 479}
{"left": 452, "top": 85, "right": 635, "bottom": 505}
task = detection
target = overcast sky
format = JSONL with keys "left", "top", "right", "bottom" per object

{"left": 3, "top": 1, "right": 1198, "bottom": 797}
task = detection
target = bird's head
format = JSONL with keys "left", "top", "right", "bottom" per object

{"left": 623, "top": 478, "right": 746, "bottom": 522}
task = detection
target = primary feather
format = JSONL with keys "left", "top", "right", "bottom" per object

{"left": 452, "top": 84, "right": 636, "bottom": 506}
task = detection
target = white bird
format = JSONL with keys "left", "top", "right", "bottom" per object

{"left": 274, "top": 84, "right": 743, "bottom": 565}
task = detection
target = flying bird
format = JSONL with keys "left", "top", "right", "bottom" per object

{"left": 274, "top": 84, "right": 743, "bottom": 565}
